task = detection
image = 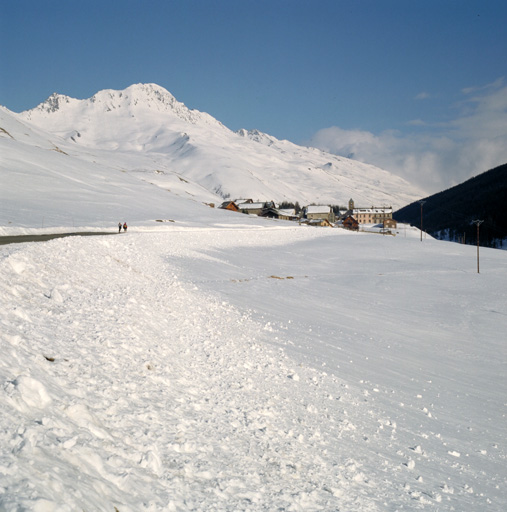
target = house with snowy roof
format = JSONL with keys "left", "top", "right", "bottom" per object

{"left": 219, "top": 201, "right": 239, "bottom": 212}
{"left": 352, "top": 206, "right": 393, "bottom": 225}
{"left": 346, "top": 198, "right": 393, "bottom": 225}
{"left": 238, "top": 202, "right": 267, "bottom": 215}
{"left": 239, "top": 201, "right": 276, "bottom": 215}
{"left": 260, "top": 208, "right": 298, "bottom": 220}
{"left": 304, "top": 205, "right": 336, "bottom": 223}
{"left": 342, "top": 215, "right": 359, "bottom": 230}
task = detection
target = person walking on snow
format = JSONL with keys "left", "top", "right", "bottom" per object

{"left": 118, "top": 222, "right": 122, "bottom": 233}
{"left": 123, "top": 222, "right": 128, "bottom": 232}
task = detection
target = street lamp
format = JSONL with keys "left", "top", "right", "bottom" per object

{"left": 472, "top": 220, "right": 484, "bottom": 273}
{"left": 418, "top": 200, "right": 426, "bottom": 242}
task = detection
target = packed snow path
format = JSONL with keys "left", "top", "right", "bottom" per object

{"left": 1, "top": 226, "right": 506, "bottom": 511}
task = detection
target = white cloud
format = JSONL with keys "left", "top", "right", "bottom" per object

{"left": 407, "top": 119, "right": 426, "bottom": 126}
{"left": 415, "top": 92, "right": 430, "bottom": 100}
{"left": 461, "top": 77, "right": 504, "bottom": 96}
{"left": 307, "top": 79, "right": 507, "bottom": 195}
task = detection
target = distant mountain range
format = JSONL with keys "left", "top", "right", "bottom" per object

{"left": 394, "top": 163, "right": 507, "bottom": 248}
{"left": 5, "top": 83, "right": 421, "bottom": 212}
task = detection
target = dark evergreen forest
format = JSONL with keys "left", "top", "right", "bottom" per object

{"left": 394, "top": 163, "right": 507, "bottom": 248}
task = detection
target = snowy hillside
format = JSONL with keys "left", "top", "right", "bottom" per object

{"left": 9, "top": 83, "right": 422, "bottom": 210}
{"left": 0, "top": 105, "right": 223, "bottom": 233}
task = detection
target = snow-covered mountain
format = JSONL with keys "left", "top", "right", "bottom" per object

{"left": 0, "top": 104, "right": 218, "bottom": 232}
{"left": 8, "top": 83, "right": 421, "bottom": 211}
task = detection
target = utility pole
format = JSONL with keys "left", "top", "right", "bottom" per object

{"left": 418, "top": 200, "right": 426, "bottom": 242}
{"left": 472, "top": 220, "right": 484, "bottom": 273}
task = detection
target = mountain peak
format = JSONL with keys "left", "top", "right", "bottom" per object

{"left": 21, "top": 83, "right": 224, "bottom": 130}
{"left": 89, "top": 83, "right": 177, "bottom": 111}
{"left": 237, "top": 128, "right": 278, "bottom": 146}
{"left": 32, "top": 92, "right": 75, "bottom": 114}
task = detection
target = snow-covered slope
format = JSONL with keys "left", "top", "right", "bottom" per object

{"left": 12, "top": 83, "right": 422, "bottom": 209}
{"left": 0, "top": 105, "right": 224, "bottom": 233}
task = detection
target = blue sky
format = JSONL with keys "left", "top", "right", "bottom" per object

{"left": 1, "top": 0, "right": 506, "bottom": 193}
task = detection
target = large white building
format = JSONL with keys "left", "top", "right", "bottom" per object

{"left": 348, "top": 198, "right": 393, "bottom": 224}
{"left": 353, "top": 207, "right": 393, "bottom": 224}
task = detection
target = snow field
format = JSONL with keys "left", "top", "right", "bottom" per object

{"left": 165, "top": 227, "right": 507, "bottom": 510}
{"left": 1, "top": 228, "right": 379, "bottom": 511}
{"left": 1, "top": 225, "right": 506, "bottom": 511}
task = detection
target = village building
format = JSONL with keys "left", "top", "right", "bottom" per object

{"left": 218, "top": 201, "right": 239, "bottom": 212}
{"left": 341, "top": 198, "right": 395, "bottom": 228}
{"left": 239, "top": 201, "right": 276, "bottom": 216}
{"left": 383, "top": 218, "right": 397, "bottom": 229}
{"left": 342, "top": 215, "right": 359, "bottom": 230}
{"left": 238, "top": 202, "right": 266, "bottom": 215}
{"left": 306, "top": 218, "right": 333, "bottom": 227}
{"left": 300, "top": 217, "right": 333, "bottom": 227}
{"left": 352, "top": 207, "right": 393, "bottom": 224}
{"left": 346, "top": 198, "right": 392, "bottom": 224}
{"left": 260, "top": 208, "right": 298, "bottom": 221}
{"left": 277, "top": 208, "right": 299, "bottom": 220}
{"left": 304, "top": 205, "right": 336, "bottom": 223}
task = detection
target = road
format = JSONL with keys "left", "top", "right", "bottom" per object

{"left": 0, "top": 232, "right": 118, "bottom": 246}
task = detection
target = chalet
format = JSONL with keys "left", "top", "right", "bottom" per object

{"left": 219, "top": 201, "right": 239, "bottom": 212}
{"left": 342, "top": 215, "right": 359, "bottom": 230}
{"left": 383, "top": 218, "right": 397, "bottom": 229}
{"left": 260, "top": 208, "right": 298, "bottom": 220}
{"left": 239, "top": 202, "right": 267, "bottom": 215}
{"left": 277, "top": 208, "right": 299, "bottom": 221}
{"left": 302, "top": 218, "right": 333, "bottom": 227}
{"left": 304, "top": 205, "right": 336, "bottom": 223}
{"left": 239, "top": 201, "right": 276, "bottom": 216}
{"left": 260, "top": 207, "right": 280, "bottom": 219}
